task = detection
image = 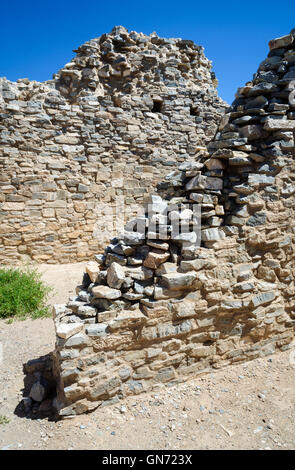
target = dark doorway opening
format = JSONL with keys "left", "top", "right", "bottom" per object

{"left": 190, "top": 106, "right": 200, "bottom": 116}
{"left": 152, "top": 100, "right": 163, "bottom": 113}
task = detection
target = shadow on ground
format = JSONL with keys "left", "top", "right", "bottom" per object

{"left": 14, "top": 353, "right": 59, "bottom": 422}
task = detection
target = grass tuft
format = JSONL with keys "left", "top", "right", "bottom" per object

{"left": 0, "top": 415, "right": 10, "bottom": 425}
{"left": 0, "top": 267, "right": 52, "bottom": 320}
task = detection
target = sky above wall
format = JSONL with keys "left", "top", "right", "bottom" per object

{"left": 1, "top": 0, "right": 295, "bottom": 104}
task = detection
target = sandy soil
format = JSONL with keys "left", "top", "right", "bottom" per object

{"left": 0, "top": 263, "right": 294, "bottom": 450}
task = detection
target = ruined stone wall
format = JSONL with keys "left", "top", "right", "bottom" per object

{"left": 0, "top": 26, "right": 226, "bottom": 264}
{"left": 52, "top": 30, "right": 295, "bottom": 417}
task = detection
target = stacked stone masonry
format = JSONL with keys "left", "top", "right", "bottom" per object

{"left": 0, "top": 26, "right": 226, "bottom": 264}
{"left": 52, "top": 30, "right": 295, "bottom": 417}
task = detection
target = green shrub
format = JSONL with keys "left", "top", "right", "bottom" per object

{"left": 0, "top": 267, "right": 52, "bottom": 319}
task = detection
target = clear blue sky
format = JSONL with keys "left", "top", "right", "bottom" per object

{"left": 1, "top": 0, "right": 294, "bottom": 104}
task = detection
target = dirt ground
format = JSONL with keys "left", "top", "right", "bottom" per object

{"left": 0, "top": 263, "right": 294, "bottom": 450}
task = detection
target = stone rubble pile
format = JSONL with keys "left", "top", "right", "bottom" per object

{"left": 56, "top": 158, "right": 226, "bottom": 325}
{"left": 0, "top": 26, "right": 226, "bottom": 264}
{"left": 51, "top": 30, "right": 295, "bottom": 417}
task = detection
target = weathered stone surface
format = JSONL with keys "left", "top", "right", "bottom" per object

{"left": 108, "top": 310, "right": 146, "bottom": 330}
{"left": 85, "top": 261, "right": 100, "bottom": 283}
{"left": 172, "top": 301, "right": 197, "bottom": 319}
{"left": 1, "top": 202, "right": 25, "bottom": 211}
{"left": 141, "top": 319, "right": 197, "bottom": 341}
{"left": 233, "top": 281, "right": 255, "bottom": 293}
{"left": 92, "top": 285, "right": 121, "bottom": 300}
{"left": 155, "top": 262, "right": 178, "bottom": 276}
{"left": 56, "top": 323, "right": 83, "bottom": 339}
{"left": 248, "top": 174, "right": 275, "bottom": 186}
{"left": 107, "top": 262, "right": 125, "bottom": 289}
{"left": 180, "top": 258, "right": 217, "bottom": 271}
{"left": 125, "top": 266, "right": 154, "bottom": 280}
{"left": 201, "top": 228, "right": 225, "bottom": 241}
{"left": 64, "top": 333, "right": 89, "bottom": 348}
{"left": 221, "top": 299, "right": 244, "bottom": 311}
{"left": 147, "top": 240, "right": 169, "bottom": 251}
{"left": 185, "top": 175, "right": 223, "bottom": 191}
{"left": 161, "top": 271, "right": 198, "bottom": 290}
{"left": 77, "top": 305, "right": 97, "bottom": 318}
{"left": 251, "top": 291, "right": 276, "bottom": 307}
{"left": 269, "top": 34, "right": 293, "bottom": 50}
{"left": 85, "top": 324, "right": 108, "bottom": 337}
{"left": 246, "top": 213, "right": 267, "bottom": 226}
{"left": 143, "top": 249, "right": 170, "bottom": 269}
{"left": 154, "top": 287, "right": 185, "bottom": 300}
{"left": 264, "top": 119, "right": 295, "bottom": 131}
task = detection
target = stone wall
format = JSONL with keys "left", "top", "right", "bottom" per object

{"left": 0, "top": 26, "right": 226, "bottom": 264}
{"left": 51, "top": 30, "right": 295, "bottom": 417}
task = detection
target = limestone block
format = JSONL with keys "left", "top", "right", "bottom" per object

{"left": 172, "top": 301, "right": 196, "bottom": 319}
{"left": 2, "top": 202, "right": 25, "bottom": 211}
{"left": 107, "top": 262, "right": 125, "bottom": 289}
{"left": 52, "top": 304, "right": 68, "bottom": 318}
{"left": 180, "top": 258, "right": 217, "bottom": 272}
{"left": 143, "top": 249, "right": 170, "bottom": 269}
{"left": 89, "top": 376, "right": 122, "bottom": 400}
{"left": 251, "top": 291, "right": 276, "bottom": 308}
{"left": 155, "top": 262, "right": 178, "bottom": 276}
{"left": 161, "top": 271, "right": 198, "bottom": 290}
{"left": 92, "top": 285, "right": 121, "bottom": 300}
{"left": 154, "top": 367, "right": 176, "bottom": 382}
{"left": 201, "top": 228, "right": 225, "bottom": 242}
{"left": 77, "top": 305, "right": 97, "bottom": 317}
{"left": 147, "top": 240, "right": 169, "bottom": 251}
{"left": 108, "top": 309, "right": 146, "bottom": 331}
{"left": 125, "top": 266, "right": 154, "bottom": 280}
{"left": 64, "top": 332, "right": 89, "bottom": 348}
{"left": 56, "top": 323, "right": 83, "bottom": 339}
{"left": 185, "top": 175, "right": 223, "bottom": 191}
{"left": 221, "top": 299, "right": 244, "bottom": 311}
{"left": 85, "top": 261, "right": 100, "bottom": 282}
{"left": 85, "top": 324, "right": 108, "bottom": 337}
{"left": 141, "top": 319, "right": 197, "bottom": 341}
{"left": 269, "top": 34, "right": 293, "bottom": 50}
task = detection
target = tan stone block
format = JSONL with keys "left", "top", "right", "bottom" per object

{"left": 108, "top": 309, "right": 146, "bottom": 331}
{"left": 42, "top": 208, "right": 55, "bottom": 217}
{"left": 189, "top": 344, "right": 215, "bottom": 358}
{"left": 68, "top": 231, "right": 82, "bottom": 239}
{"left": 2, "top": 202, "right": 25, "bottom": 211}
{"left": 141, "top": 303, "right": 170, "bottom": 319}
{"left": 56, "top": 323, "right": 83, "bottom": 339}
{"left": 85, "top": 261, "right": 100, "bottom": 282}
{"left": 143, "top": 249, "right": 170, "bottom": 269}
{"left": 0, "top": 224, "right": 14, "bottom": 234}
{"left": 92, "top": 285, "right": 121, "bottom": 299}
{"left": 3, "top": 238, "right": 22, "bottom": 246}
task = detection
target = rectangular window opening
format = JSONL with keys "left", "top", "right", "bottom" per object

{"left": 152, "top": 100, "right": 163, "bottom": 113}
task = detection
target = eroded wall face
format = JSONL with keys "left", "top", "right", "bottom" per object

{"left": 0, "top": 26, "right": 226, "bottom": 264}
{"left": 52, "top": 30, "right": 295, "bottom": 416}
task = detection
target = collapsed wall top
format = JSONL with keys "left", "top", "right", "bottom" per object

{"left": 54, "top": 25, "right": 220, "bottom": 101}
